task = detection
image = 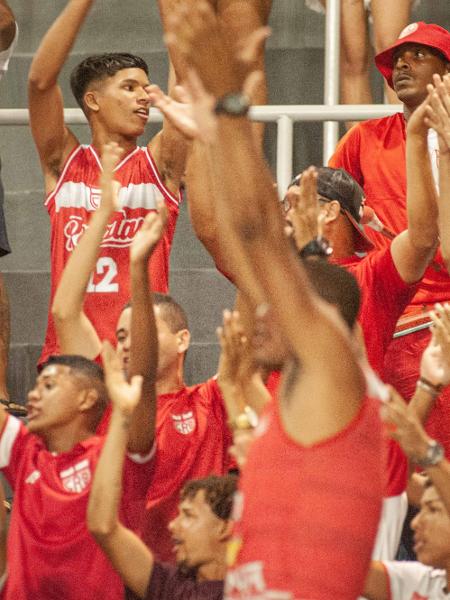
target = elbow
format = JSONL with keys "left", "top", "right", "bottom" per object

{"left": 87, "top": 508, "right": 118, "bottom": 542}
{"left": 28, "top": 71, "right": 56, "bottom": 93}
{"left": 51, "top": 301, "right": 69, "bottom": 324}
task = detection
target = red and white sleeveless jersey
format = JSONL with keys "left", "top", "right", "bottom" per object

{"left": 40, "top": 144, "right": 180, "bottom": 365}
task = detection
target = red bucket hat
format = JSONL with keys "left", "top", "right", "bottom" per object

{"left": 375, "top": 22, "right": 450, "bottom": 89}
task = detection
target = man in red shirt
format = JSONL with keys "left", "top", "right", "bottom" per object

{"left": 88, "top": 343, "right": 235, "bottom": 600}
{"left": 0, "top": 352, "right": 154, "bottom": 600}
{"left": 28, "top": 0, "right": 188, "bottom": 366}
{"left": 329, "top": 22, "right": 450, "bottom": 452}
{"left": 164, "top": 5, "right": 385, "bottom": 598}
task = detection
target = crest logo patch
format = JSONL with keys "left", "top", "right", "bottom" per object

{"left": 171, "top": 411, "right": 196, "bottom": 435}
{"left": 60, "top": 459, "right": 91, "bottom": 493}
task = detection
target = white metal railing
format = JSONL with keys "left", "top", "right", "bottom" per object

{"left": 0, "top": 104, "right": 402, "bottom": 194}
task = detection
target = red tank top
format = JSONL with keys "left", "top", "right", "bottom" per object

{"left": 225, "top": 398, "right": 384, "bottom": 600}
{"left": 40, "top": 144, "right": 180, "bottom": 365}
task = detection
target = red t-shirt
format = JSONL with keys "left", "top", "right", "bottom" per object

{"left": 140, "top": 378, "right": 234, "bottom": 562}
{"left": 336, "top": 247, "right": 413, "bottom": 498}
{"left": 225, "top": 398, "right": 384, "bottom": 600}
{"left": 329, "top": 113, "right": 449, "bottom": 314}
{"left": 0, "top": 415, "right": 154, "bottom": 600}
{"left": 40, "top": 144, "right": 181, "bottom": 365}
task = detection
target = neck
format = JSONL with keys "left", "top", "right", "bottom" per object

{"left": 156, "top": 361, "right": 185, "bottom": 396}
{"left": 326, "top": 219, "right": 356, "bottom": 258}
{"left": 196, "top": 553, "right": 227, "bottom": 582}
{"left": 42, "top": 422, "right": 93, "bottom": 454}
{"left": 90, "top": 125, "right": 138, "bottom": 156}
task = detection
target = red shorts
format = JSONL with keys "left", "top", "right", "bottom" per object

{"left": 383, "top": 327, "right": 450, "bottom": 457}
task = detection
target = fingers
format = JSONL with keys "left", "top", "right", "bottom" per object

{"left": 243, "top": 70, "right": 264, "bottom": 103}
{"left": 237, "top": 26, "right": 271, "bottom": 67}
{"left": 101, "top": 340, "right": 121, "bottom": 374}
{"left": 129, "top": 375, "right": 144, "bottom": 397}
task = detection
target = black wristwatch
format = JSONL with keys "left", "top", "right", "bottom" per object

{"left": 214, "top": 92, "right": 250, "bottom": 117}
{"left": 299, "top": 236, "right": 333, "bottom": 259}
{"left": 415, "top": 439, "right": 445, "bottom": 468}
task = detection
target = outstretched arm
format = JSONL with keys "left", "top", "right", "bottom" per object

{"left": 87, "top": 343, "right": 153, "bottom": 600}
{"left": 28, "top": 0, "right": 94, "bottom": 190}
{"left": 389, "top": 90, "right": 438, "bottom": 284}
{"left": 126, "top": 202, "right": 168, "bottom": 454}
{"left": 166, "top": 3, "right": 364, "bottom": 444}
{"left": 51, "top": 143, "right": 121, "bottom": 359}
{"left": 0, "top": 1, "right": 15, "bottom": 51}
{"left": 425, "top": 74, "right": 450, "bottom": 269}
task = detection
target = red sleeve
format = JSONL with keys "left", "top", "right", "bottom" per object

{"left": 328, "top": 124, "right": 364, "bottom": 187}
{"left": 0, "top": 416, "right": 30, "bottom": 490}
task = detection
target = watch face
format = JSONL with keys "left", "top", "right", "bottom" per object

{"left": 216, "top": 93, "right": 250, "bottom": 116}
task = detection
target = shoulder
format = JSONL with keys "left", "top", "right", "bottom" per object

{"left": 382, "top": 561, "right": 446, "bottom": 598}
{"left": 146, "top": 562, "right": 223, "bottom": 600}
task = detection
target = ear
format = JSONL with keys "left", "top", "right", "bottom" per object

{"left": 84, "top": 90, "right": 100, "bottom": 113}
{"left": 218, "top": 519, "right": 234, "bottom": 542}
{"left": 177, "top": 329, "right": 191, "bottom": 355}
{"left": 321, "top": 200, "right": 341, "bottom": 224}
{"left": 78, "top": 388, "right": 99, "bottom": 414}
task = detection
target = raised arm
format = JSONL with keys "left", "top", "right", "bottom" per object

{"left": 51, "top": 142, "right": 121, "bottom": 359}
{"left": 28, "top": 0, "right": 94, "bottom": 190}
{"left": 166, "top": 3, "right": 365, "bottom": 443}
{"left": 425, "top": 74, "right": 450, "bottom": 268}
{"left": 126, "top": 202, "right": 168, "bottom": 454}
{"left": 87, "top": 343, "right": 153, "bottom": 600}
{"left": 389, "top": 91, "right": 438, "bottom": 284}
{"left": 0, "top": 1, "right": 15, "bottom": 51}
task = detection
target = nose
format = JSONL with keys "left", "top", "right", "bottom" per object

{"left": 411, "top": 511, "right": 422, "bottom": 531}
{"left": 27, "top": 387, "right": 39, "bottom": 406}
{"left": 137, "top": 86, "right": 150, "bottom": 105}
{"left": 168, "top": 515, "right": 178, "bottom": 533}
{"left": 394, "top": 51, "right": 413, "bottom": 71}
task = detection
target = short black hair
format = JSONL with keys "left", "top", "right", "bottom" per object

{"left": 181, "top": 475, "right": 238, "bottom": 520}
{"left": 42, "top": 355, "right": 108, "bottom": 430}
{"left": 70, "top": 53, "right": 149, "bottom": 113}
{"left": 302, "top": 258, "right": 361, "bottom": 330}
{"left": 153, "top": 293, "right": 189, "bottom": 333}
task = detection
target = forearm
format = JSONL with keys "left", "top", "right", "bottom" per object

{"left": 127, "top": 261, "right": 157, "bottom": 453}
{"left": 0, "top": 1, "right": 15, "bottom": 51}
{"left": 406, "top": 134, "right": 439, "bottom": 250}
{"left": 87, "top": 408, "right": 130, "bottom": 537}
{"left": 52, "top": 207, "right": 112, "bottom": 320}
{"left": 28, "top": 0, "right": 94, "bottom": 88}
{"left": 408, "top": 385, "right": 439, "bottom": 425}
{"left": 438, "top": 152, "right": 450, "bottom": 266}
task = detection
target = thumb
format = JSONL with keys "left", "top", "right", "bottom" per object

{"left": 129, "top": 375, "right": 144, "bottom": 396}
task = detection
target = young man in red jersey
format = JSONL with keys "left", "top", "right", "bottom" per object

{"left": 163, "top": 4, "right": 385, "bottom": 598}
{"left": 28, "top": 0, "right": 188, "bottom": 366}
{"left": 0, "top": 351, "right": 154, "bottom": 600}
{"left": 329, "top": 22, "right": 450, "bottom": 454}
{"left": 88, "top": 343, "right": 235, "bottom": 600}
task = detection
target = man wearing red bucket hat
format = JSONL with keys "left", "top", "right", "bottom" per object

{"left": 330, "top": 22, "right": 450, "bottom": 456}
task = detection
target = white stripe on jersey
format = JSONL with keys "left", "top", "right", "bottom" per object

{"left": 0, "top": 416, "right": 21, "bottom": 468}
{"left": 53, "top": 180, "right": 164, "bottom": 213}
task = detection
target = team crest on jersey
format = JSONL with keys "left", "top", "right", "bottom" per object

{"left": 59, "top": 459, "right": 91, "bottom": 493}
{"left": 171, "top": 411, "right": 196, "bottom": 435}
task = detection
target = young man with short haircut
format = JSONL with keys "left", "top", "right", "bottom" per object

{"left": 88, "top": 345, "right": 235, "bottom": 600}
{"left": 28, "top": 0, "right": 188, "bottom": 366}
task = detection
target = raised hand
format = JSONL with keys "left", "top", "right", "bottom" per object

{"left": 381, "top": 386, "right": 431, "bottom": 464}
{"left": 164, "top": 1, "right": 269, "bottom": 99}
{"left": 284, "top": 167, "right": 324, "bottom": 251}
{"left": 217, "top": 309, "right": 253, "bottom": 389}
{"left": 99, "top": 142, "right": 123, "bottom": 212}
{"left": 130, "top": 199, "right": 168, "bottom": 264}
{"left": 101, "top": 341, "right": 143, "bottom": 415}
{"left": 420, "top": 303, "right": 450, "bottom": 387}
{"left": 424, "top": 73, "right": 450, "bottom": 153}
